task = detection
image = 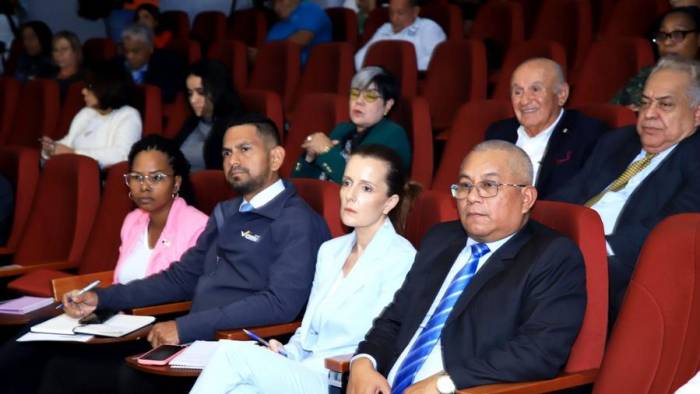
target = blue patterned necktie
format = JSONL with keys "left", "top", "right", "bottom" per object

{"left": 239, "top": 201, "right": 253, "bottom": 212}
{"left": 391, "top": 243, "right": 490, "bottom": 394}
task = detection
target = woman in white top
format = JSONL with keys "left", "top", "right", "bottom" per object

{"left": 40, "top": 61, "right": 142, "bottom": 168}
{"left": 190, "top": 144, "right": 421, "bottom": 394}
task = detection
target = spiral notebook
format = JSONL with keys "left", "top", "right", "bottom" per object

{"left": 169, "top": 341, "right": 222, "bottom": 369}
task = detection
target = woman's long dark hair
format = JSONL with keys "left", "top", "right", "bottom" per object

{"left": 174, "top": 60, "right": 243, "bottom": 169}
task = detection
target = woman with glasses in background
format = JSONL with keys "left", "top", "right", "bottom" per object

{"left": 292, "top": 66, "right": 411, "bottom": 184}
{"left": 40, "top": 61, "right": 141, "bottom": 168}
{"left": 611, "top": 6, "right": 700, "bottom": 108}
{"left": 115, "top": 134, "right": 207, "bottom": 284}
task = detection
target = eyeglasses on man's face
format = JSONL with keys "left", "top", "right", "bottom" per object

{"left": 652, "top": 29, "right": 697, "bottom": 44}
{"left": 350, "top": 88, "right": 382, "bottom": 103}
{"left": 123, "top": 172, "right": 172, "bottom": 187}
{"left": 450, "top": 180, "right": 528, "bottom": 199}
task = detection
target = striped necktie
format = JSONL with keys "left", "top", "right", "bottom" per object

{"left": 585, "top": 152, "right": 657, "bottom": 207}
{"left": 391, "top": 243, "right": 490, "bottom": 394}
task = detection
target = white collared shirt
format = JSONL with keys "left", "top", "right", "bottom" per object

{"left": 354, "top": 17, "right": 446, "bottom": 71}
{"left": 590, "top": 146, "right": 676, "bottom": 255}
{"left": 241, "top": 179, "right": 285, "bottom": 210}
{"left": 515, "top": 109, "right": 564, "bottom": 184}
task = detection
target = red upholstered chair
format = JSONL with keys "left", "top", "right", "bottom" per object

{"left": 248, "top": 41, "right": 302, "bottom": 113}
{"left": 388, "top": 96, "right": 433, "bottom": 188}
{"left": 0, "top": 146, "right": 39, "bottom": 250}
{"left": 131, "top": 84, "right": 163, "bottom": 135}
{"left": 190, "top": 170, "right": 236, "bottom": 215}
{"left": 227, "top": 8, "right": 269, "bottom": 48}
{"left": 326, "top": 7, "right": 359, "bottom": 48}
{"left": 281, "top": 93, "right": 348, "bottom": 177}
{"left": 420, "top": 2, "right": 463, "bottom": 40}
{"left": 0, "top": 77, "right": 20, "bottom": 142}
{"left": 432, "top": 99, "right": 513, "bottom": 191}
{"left": 362, "top": 40, "right": 418, "bottom": 98}
{"left": 191, "top": 11, "right": 227, "bottom": 50}
{"left": 468, "top": 0, "right": 524, "bottom": 70}
{"left": 530, "top": 0, "right": 592, "bottom": 73}
{"left": 291, "top": 178, "right": 346, "bottom": 238}
{"left": 0, "top": 154, "right": 100, "bottom": 278}
{"left": 598, "top": 0, "right": 669, "bottom": 39}
{"left": 1, "top": 79, "right": 60, "bottom": 147}
{"left": 162, "top": 10, "right": 190, "bottom": 41}
{"left": 239, "top": 89, "right": 284, "bottom": 140}
{"left": 404, "top": 189, "right": 458, "bottom": 247}
{"left": 7, "top": 162, "right": 133, "bottom": 296}
{"left": 82, "top": 38, "right": 118, "bottom": 65}
{"left": 360, "top": 7, "right": 389, "bottom": 46}
{"left": 572, "top": 103, "right": 637, "bottom": 129}
{"left": 291, "top": 42, "right": 355, "bottom": 118}
{"left": 162, "top": 92, "right": 191, "bottom": 139}
{"left": 510, "top": 0, "right": 543, "bottom": 37}
{"left": 422, "top": 39, "right": 487, "bottom": 131}
{"left": 206, "top": 39, "right": 248, "bottom": 92}
{"left": 459, "top": 213, "right": 700, "bottom": 394}
{"left": 52, "top": 81, "right": 84, "bottom": 140}
{"left": 569, "top": 38, "right": 655, "bottom": 106}
{"left": 490, "top": 39, "right": 567, "bottom": 100}
{"left": 165, "top": 38, "right": 202, "bottom": 66}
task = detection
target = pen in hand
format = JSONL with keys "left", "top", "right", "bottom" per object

{"left": 56, "top": 280, "right": 101, "bottom": 310}
{"left": 243, "top": 329, "right": 288, "bottom": 357}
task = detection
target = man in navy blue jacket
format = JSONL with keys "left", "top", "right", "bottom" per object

{"left": 63, "top": 113, "right": 331, "bottom": 344}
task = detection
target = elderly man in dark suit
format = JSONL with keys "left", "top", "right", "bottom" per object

{"left": 551, "top": 56, "right": 700, "bottom": 321}
{"left": 348, "top": 140, "right": 587, "bottom": 393}
{"left": 121, "top": 23, "right": 185, "bottom": 103}
{"left": 486, "top": 58, "right": 607, "bottom": 199}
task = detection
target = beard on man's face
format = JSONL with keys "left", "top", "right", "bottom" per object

{"left": 227, "top": 168, "right": 267, "bottom": 196}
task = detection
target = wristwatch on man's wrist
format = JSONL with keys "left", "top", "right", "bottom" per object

{"left": 436, "top": 373, "right": 456, "bottom": 394}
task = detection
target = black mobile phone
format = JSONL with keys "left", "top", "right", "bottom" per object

{"left": 78, "top": 310, "right": 117, "bottom": 325}
{"left": 137, "top": 345, "right": 186, "bottom": 365}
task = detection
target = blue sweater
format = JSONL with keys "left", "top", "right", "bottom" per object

{"left": 96, "top": 181, "right": 331, "bottom": 342}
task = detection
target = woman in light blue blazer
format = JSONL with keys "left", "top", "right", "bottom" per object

{"left": 190, "top": 145, "right": 420, "bottom": 394}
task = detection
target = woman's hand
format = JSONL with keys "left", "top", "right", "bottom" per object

{"left": 302, "top": 132, "right": 337, "bottom": 160}
{"left": 52, "top": 143, "right": 74, "bottom": 155}
{"left": 268, "top": 339, "right": 286, "bottom": 354}
{"left": 40, "top": 136, "right": 56, "bottom": 158}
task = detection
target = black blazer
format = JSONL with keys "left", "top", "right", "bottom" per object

{"left": 485, "top": 110, "right": 607, "bottom": 199}
{"left": 551, "top": 127, "right": 700, "bottom": 282}
{"left": 356, "top": 220, "right": 587, "bottom": 389}
{"left": 124, "top": 49, "right": 185, "bottom": 104}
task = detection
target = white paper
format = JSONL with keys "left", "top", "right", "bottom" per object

{"left": 73, "top": 314, "right": 155, "bottom": 337}
{"left": 30, "top": 314, "right": 82, "bottom": 335}
{"left": 169, "top": 340, "right": 222, "bottom": 369}
{"left": 17, "top": 332, "right": 94, "bottom": 342}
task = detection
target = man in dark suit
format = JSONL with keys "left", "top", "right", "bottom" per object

{"left": 551, "top": 57, "right": 700, "bottom": 320}
{"left": 121, "top": 23, "right": 185, "bottom": 103}
{"left": 486, "top": 58, "right": 607, "bottom": 199}
{"left": 348, "top": 140, "right": 587, "bottom": 393}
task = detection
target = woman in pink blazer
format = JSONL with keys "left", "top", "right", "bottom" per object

{"left": 113, "top": 134, "right": 208, "bottom": 284}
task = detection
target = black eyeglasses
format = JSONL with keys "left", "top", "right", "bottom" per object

{"left": 652, "top": 29, "right": 697, "bottom": 44}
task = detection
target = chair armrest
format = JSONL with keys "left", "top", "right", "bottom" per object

{"left": 130, "top": 301, "right": 192, "bottom": 316}
{"left": 325, "top": 354, "right": 353, "bottom": 373}
{"left": 0, "top": 260, "right": 78, "bottom": 278}
{"left": 216, "top": 321, "right": 302, "bottom": 340}
{"left": 52, "top": 270, "right": 114, "bottom": 301}
{"left": 456, "top": 369, "right": 598, "bottom": 394}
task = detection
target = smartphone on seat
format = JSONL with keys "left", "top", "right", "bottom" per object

{"left": 136, "top": 344, "right": 186, "bottom": 366}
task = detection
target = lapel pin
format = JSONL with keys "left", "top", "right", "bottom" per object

{"left": 562, "top": 128, "right": 568, "bottom": 134}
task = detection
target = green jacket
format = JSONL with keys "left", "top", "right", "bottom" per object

{"left": 610, "top": 66, "right": 652, "bottom": 107}
{"left": 292, "top": 118, "right": 411, "bottom": 184}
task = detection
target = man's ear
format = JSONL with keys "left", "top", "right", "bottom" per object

{"left": 521, "top": 186, "right": 538, "bottom": 214}
{"left": 269, "top": 145, "right": 286, "bottom": 172}
{"left": 557, "top": 83, "right": 570, "bottom": 107}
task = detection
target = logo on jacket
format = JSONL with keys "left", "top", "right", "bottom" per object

{"left": 241, "top": 230, "right": 261, "bottom": 243}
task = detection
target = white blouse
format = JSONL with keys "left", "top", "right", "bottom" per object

{"left": 56, "top": 106, "right": 142, "bottom": 168}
